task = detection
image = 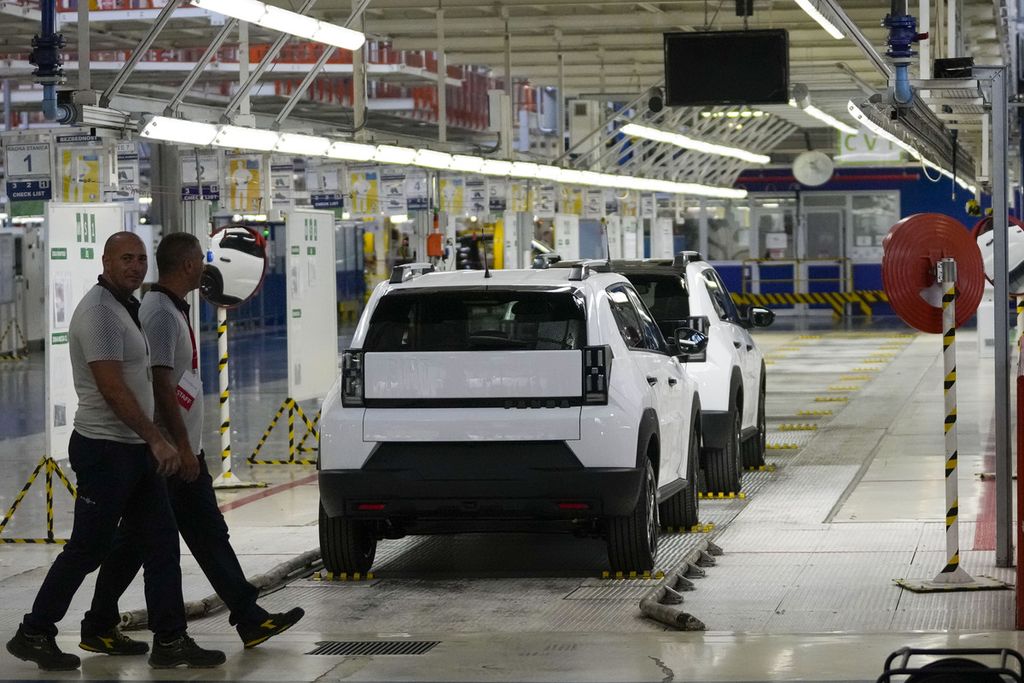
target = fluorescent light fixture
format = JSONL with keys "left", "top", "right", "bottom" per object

{"left": 846, "top": 101, "right": 920, "bottom": 160}
{"left": 510, "top": 161, "right": 540, "bottom": 179}
{"left": 479, "top": 159, "right": 513, "bottom": 176}
{"left": 138, "top": 196, "right": 153, "bottom": 205}
{"left": 799, "top": 104, "right": 859, "bottom": 135}
{"left": 449, "top": 155, "right": 485, "bottom": 173}
{"left": 213, "top": 125, "right": 280, "bottom": 151}
{"left": 192, "top": 0, "right": 366, "bottom": 51}
{"left": 847, "top": 100, "right": 976, "bottom": 194}
{"left": 140, "top": 116, "right": 218, "bottom": 146}
{"left": 793, "top": 0, "right": 844, "bottom": 39}
{"left": 621, "top": 122, "right": 770, "bottom": 165}
{"left": 535, "top": 165, "right": 563, "bottom": 182}
{"left": 413, "top": 149, "right": 453, "bottom": 169}
{"left": 326, "top": 140, "right": 375, "bottom": 162}
{"left": 373, "top": 145, "right": 417, "bottom": 165}
{"left": 275, "top": 132, "right": 330, "bottom": 156}
{"left": 560, "top": 169, "right": 586, "bottom": 185}
{"left": 389, "top": 214, "right": 411, "bottom": 224}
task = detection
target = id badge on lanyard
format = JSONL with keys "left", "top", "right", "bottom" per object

{"left": 175, "top": 310, "right": 200, "bottom": 410}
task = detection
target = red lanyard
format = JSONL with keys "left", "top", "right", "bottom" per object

{"left": 180, "top": 310, "right": 198, "bottom": 371}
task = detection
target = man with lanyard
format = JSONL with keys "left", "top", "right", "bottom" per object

{"left": 6, "top": 232, "right": 225, "bottom": 671}
{"left": 83, "top": 232, "right": 304, "bottom": 653}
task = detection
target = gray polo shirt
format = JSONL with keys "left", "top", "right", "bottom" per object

{"left": 140, "top": 288, "right": 204, "bottom": 455}
{"left": 70, "top": 282, "right": 154, "bottom": 443}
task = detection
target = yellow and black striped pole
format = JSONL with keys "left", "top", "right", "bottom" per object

{"left": 212, "top": 308, "right": 264, "bottom": 489}
{"left": 1017, "top": 296, "right": 1024, "bottom": 343}
{"left": 934, "top": 258, "right": 972, "bottom": 585}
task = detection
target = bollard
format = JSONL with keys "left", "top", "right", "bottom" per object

{"left": 212, "top": 307, "right": 263, "bottom": 489}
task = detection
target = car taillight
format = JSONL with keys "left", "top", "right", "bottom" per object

{"left": 341, "top": 350, "right": 364, "bottom": 407}
{"left": 583, "top": 345, "right": 612, "bottom": 405}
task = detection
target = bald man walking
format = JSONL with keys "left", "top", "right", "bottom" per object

{"left": 6, "top": 232, "right": 224, "bottom": 672}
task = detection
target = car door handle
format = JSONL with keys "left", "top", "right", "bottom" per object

{"left": 667, "top": 377, "right": 678, "bottom": 387}
{"left": 646, "top": 376, "right": 658, "bottom": 386}
{"left": 733, "top": 341, "right": 742, "bottom": 349}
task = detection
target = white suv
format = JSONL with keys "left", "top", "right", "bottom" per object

{"left": 318, "top": 262, "right": 708, "bottom": 574}
{"left": 604, "top": 253, "right": 773, "bottom": 494}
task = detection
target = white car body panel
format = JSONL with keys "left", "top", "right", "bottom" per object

{"left": 364, "top": 408, "right": 581, "bottom": 442}
{"left": 363, "top": 350, "right": 582, "bottom": 400}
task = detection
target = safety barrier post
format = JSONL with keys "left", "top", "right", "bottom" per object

{"left": 212, "top": 308, "right": 263, "bottom": 489}
{"left": 0, "top": 456, "right": 77, "bottom": 544}
{"left": 247, "top": 398, "right": 319, "bottom": 465}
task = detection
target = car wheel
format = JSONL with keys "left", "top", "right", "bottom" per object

{"left": 701, "top": 404, "right": 742, "bottom": 494}
{"left": 660, "top": 410, "right": 700, "bottom": 531}
{"left": 319, "top": 503, "right": 377, "bottom": 574}
{"left": 743, "top": 377, "right": 767, "bottom": 469}
{"left": 606, "top": 457, "right": 658, "bottom": 572}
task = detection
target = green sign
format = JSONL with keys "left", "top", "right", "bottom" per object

{"left": 50, "top": 248, "right": 68, "bottom": 260}
{"left": 307, "top": 246, "right": 316, "bottom": 256}
{"left": 51, "top": 332, "right": 69, "bottom": 345}
{"left": 291, "top": 309, "right": 302, "bottom": 318}
{"left": 291, "top": 246, "right": 300, "bottom": 255}
{"left": 80, "top": 247, "right": 95, "bottom": 260}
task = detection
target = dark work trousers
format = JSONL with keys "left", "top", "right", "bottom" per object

{"left": 84, "top": 450, "right": 266, "bottom": 632}
{"left": 23, "top": 431, "right": 187, "bottom": 640}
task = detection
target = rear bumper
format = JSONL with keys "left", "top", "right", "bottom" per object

{"left": 318, "top": 441, "right": 642, "bottom": 521}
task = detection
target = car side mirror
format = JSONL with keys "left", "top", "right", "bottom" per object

{"left": 675, "top": 326, "right": 708, "bottom": 361}
{"left": 748, "top": 306, "right": 775, "bottom": 328}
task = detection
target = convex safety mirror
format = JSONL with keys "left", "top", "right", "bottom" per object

{"left": 201, "top": 225, "right": 268, "bottom": 308}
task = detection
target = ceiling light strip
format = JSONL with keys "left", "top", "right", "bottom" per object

{"left": 190, "top": 0, "right": 366, "bottom": 51}
{"left": 800, "top": 104, "right": 859, "bottom": 136}
{"left": 620, "top": 122, "right": 771, "bottom": 165}
{"left": 138, "top": 116, "right": 746, "bottom": 199}
{"left": 792, "top": 0, "right": 844, "bottom": 40}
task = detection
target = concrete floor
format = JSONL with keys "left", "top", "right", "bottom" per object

{"left": 0, "top": 318, "right": 1021, "bottom": 682}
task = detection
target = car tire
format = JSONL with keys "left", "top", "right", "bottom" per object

{"left": 660, "top": 409, "right": 700, "bottom": 531}
{"left": 743, "top": 376, "right": 767, "bottom": 469}
{"left": 319, "top": 503, "right": 377, "bottom": 574}
{"left": 606, "top": 457, "right": 658, "bottom": 572}
{"left": 701, "top": 404, "right": 742, "bottom": 494}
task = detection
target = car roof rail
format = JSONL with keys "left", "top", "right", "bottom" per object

{"left": 672, "top": 251, "right": 704, "bottom": 268}
{"left": 568, "top": 259, "right": 611, "bottom": 281}
{"left": 389, "top": 262, "right": 436, "bottom": 284}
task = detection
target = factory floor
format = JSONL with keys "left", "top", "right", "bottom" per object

{"left": 0, "top": 316, "right": 1021, "bottom": 682}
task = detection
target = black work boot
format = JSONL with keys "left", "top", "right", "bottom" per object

{"left": 148, "top": 634, "right": 225, "bottom": 669}
{"left": 6, "top": 625, "right": 81, "bottom": 671}
{"left": 236, "top": 607, "right": 305, "bottom": 649}
{"left": 79, "top": 625, "right": 149, "bottom": 656}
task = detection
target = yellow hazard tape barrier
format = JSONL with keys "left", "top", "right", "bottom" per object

{"left": 797, "top": 409, "right": 832, "bottom": 416}
{"left": 601, "top": 570, "right": 665, "bottom": 580}
{"left": 747, "top": 464, "right": 778, "bottom": 472}
{"left": 698, "top": 491, "right": 748, "bottom": 499}
{"left": 248, "top": 399, "right": 320, "bottom": 465}
{"left": 766, "top": 443, "right": 801, "bottom": 450}
{"left": 0, "top": 456, "right": 77, "bottom": 544}
{"left": 314, "top": 571, "right": 375, "bottom": 582}
{"left": 779, "top": 424, "right": 818, "bottom": 431}
{"left": 731, "top": 289, "right": 889, "bottom": 318}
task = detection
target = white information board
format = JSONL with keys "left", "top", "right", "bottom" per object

{"left": 45, "top": 203, "right": 124, "bottom": 461}
{"left": 622, "top": 216, "right": 641, "bottom": 259}
{"left": 285, "top": 209, "right": 338, "bottom": 403}
{"left": 605, "top": 215, "right": 623, "bottom": 259}
{"left": 651, "top": 217, "right": 675, "bottom": 258}
{"left": 554, "top": 214, "right": 580, "bottom": 261}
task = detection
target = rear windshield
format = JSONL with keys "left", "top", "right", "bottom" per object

{"left": 621, "top": 273, "right": 690, "bottom": 335}
{"left": 364, "top": 288, "right": 587, "bottom": 351}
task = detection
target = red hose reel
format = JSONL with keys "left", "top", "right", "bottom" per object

{"left": 881, "top": 213, "right": 985, "bottom": 333}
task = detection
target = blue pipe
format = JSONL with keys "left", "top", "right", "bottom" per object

{"left": 32, "top": 0, "right": 64, "bottom": 120}
{"left": 884, "top": 10, "right": 919, "bottom": 106}
{"left": 893, "top": 64, "right": 913, "bottom": 106}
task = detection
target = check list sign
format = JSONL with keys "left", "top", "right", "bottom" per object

{"left": 5, "top": 142, "right": 53, "bottom": 201}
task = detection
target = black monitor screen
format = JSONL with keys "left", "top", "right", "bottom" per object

{"left": 663, "top": 29, "right": 789, "bottom": 107}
